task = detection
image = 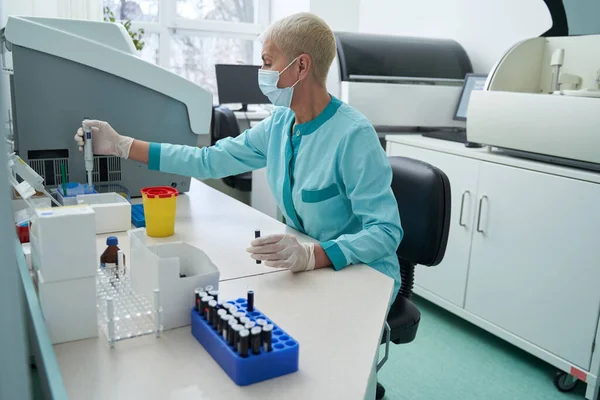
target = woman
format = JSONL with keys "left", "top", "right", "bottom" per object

{"left": 75, "top": 12, "right": 403, "bottom": 302}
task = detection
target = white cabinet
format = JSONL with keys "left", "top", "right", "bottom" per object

{"left": 388, "top": 143, "right": 479, "bottom": 307}
{"left": 465, "top": 162, "right": 600, "bottom": 369}
{"left": 387, "top": 138, "right": 600, "bottom": 398}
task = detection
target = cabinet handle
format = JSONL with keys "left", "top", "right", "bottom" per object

{"left": 459, "top": 190, "right": 470, "bottom": 227}
{"left": 476, "top": 195, "right": 488, "bottom": 233}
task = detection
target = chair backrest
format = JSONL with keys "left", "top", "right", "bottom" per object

{"left": 211, "top": 106, "right": 252, "bottom": 191}
{"left": 211, "top": 105, "right": 242, "bottom": 146}
{"left": 389, "top": 156, "right": 451, "bottom": 267}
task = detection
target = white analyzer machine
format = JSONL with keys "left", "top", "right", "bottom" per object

{"left": 468, "top": 33, "right": 600, "bottom": 171}
{"left": 2, "top": 16, "right": 213, "bottom": 195}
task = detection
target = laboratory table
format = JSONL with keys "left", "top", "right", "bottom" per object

{"left": 56, "top": 179, "right": 393, "bottom": 400}
{"left": 96, "top": 178, "right": 312, "bottom": 282}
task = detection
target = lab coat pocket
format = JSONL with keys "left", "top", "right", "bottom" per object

{"left": 301, "top": 184, "right": 340, "bottom": 203}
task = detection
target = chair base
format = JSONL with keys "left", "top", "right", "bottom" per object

{"left": 376, "top": 382, "right": 386, "bottom": 400}
{"left": 384, "top": 295, "right": 421, "bottom": 345}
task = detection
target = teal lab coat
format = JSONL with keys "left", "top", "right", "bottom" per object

{"left": 148, "top": 96, "right": 403, "bottom": 301}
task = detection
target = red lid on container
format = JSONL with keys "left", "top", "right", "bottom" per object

{"left": 141, "top": 186, "right": 179, "bottom": 199}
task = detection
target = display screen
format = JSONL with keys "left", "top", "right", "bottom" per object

{"left": 454, "top": 74, "right": 488, "bottom": 121}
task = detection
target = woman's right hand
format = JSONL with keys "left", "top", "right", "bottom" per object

{"left": 74, "top": 120, "right": 134, "bottom": 159}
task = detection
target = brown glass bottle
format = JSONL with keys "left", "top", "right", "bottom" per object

{"left": 100, "top": 236, "right": 125, "bottom": 273}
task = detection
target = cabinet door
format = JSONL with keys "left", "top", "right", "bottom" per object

{"left": 388, "top": 143, "right": 479, "bottom": 307}
{"left": 465, "top": 162, "right": 600, "bottom": 369}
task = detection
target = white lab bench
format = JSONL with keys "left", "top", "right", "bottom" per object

{"left": 386, "top": 134, "right": 600, "bottom": 399}
{"left": 54, "top": 178, "right": 392, "bottom": 400}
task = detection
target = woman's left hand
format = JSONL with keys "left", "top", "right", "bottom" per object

{"left": 246, "top": 234, "right": 315, "bottom": 272}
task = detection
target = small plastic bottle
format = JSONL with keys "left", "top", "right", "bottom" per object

{"left": 100, "top": 236, "right": 122, "bottom": 271}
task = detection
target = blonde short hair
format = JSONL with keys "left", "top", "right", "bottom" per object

{"left": 261, "top": 12, "right": 337, "bottom": 85}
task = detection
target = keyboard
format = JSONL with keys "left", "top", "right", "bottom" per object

{"left": 422, "top": 129, "right": 467, "bottom": 143}
{"left": 421, "top": 130, "right": 483, "bottom": 148}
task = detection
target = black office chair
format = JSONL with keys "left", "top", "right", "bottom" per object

{"left": 211, "top": 105, "right": 252, "bottom": 192}
{"left": 376, "top": 156, "right": 451, "bottom": 399}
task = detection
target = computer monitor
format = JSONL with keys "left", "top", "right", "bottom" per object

{"left": 215, "top": 64, "right": 269, "bottom": 111}
{"left": 453, "top": 73, "right": 488, "bottom": 121}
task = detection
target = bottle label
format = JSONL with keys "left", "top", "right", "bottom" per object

{"left": 104, "top": 263, "right": 117, "bottom": 269}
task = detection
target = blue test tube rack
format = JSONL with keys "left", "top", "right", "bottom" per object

{"left": 190, "top": 298, "right": 299, "bottom": 386}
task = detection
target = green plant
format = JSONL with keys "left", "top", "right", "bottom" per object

{"left": 103, "top": 6, "right": 145, "bottom": 51}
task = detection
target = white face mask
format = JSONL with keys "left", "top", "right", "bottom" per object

{"left": 258, "top": 57, "right": 300, "bottom": 108}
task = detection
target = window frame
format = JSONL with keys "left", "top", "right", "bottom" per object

{"left": 125, "top": 0, "right": 270, "bottom": 67}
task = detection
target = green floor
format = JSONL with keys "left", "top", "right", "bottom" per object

{"left": 378, "top": 296, "right": 588, "bottom": 400}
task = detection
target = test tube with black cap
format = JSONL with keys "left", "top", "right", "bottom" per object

{"left": 234, "top": 324, "right": 244, "bottom": 348}
{"left": 208, "top": 290, "right": 219, "bottom": 303}
{"left": 204, "top": 285, "right": 214, "bottom": 293}
{"left": 202, "top": 296, "right": 214, "bottom": 319}
{"left": 217, "top": 309, "right": 227, "bottom": 334}
{"left": 199, "top": 296, "right": 208, "bottom": 318}
{"left": 194, "top": 289, "right": 201, "bottom": 313}
{"left": 221, "top": 314, "right": 232, "bottom": 341}
{"left": 240, "top": 317, "right": 250, "bottom": 325}
{"left": 251, "top": 326, "right": 262, "bottom": 355}
{"left": 244, "top": 321, "right": 256, "bottom": 330}
{"left": 234, "top": 311, "right": 246, "bottom": 321}
{"left": 254, "top": 230, "right": 261, "bottom": 264}
{"left": 208, "top": 300, "right": 218, "bottom": 326}
{"left": 239, "top": 329, "right": 250, "bottom": 357}
{"left": 227, "top": 319, "right": 237, "bottom": 345}
{"left": 262, "top": 324, "right": 273, "bottom": 352}
{"left": 247, "top": 290, "right": 254, "bottom": 312}
{"left": 256, "top": 318, "right": 267, "bottom": 328}
{"left": 230, "top": 324, "right": 242, "bottom": 347}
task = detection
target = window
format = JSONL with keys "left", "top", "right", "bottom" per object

{"left": 103, "top": 0, "right": 269, "bottom": 103}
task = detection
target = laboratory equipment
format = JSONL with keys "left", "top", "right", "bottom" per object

{"left": 30, "top": 205, "right": 97, "bottom": 283}
{"left": 96, "top": 267, "right": 162, "bottom": 347}
{"left": 100, "top": 236, "right": 122, "bottom": 270}
{"left": 2, "top": 16, "right": 212, "bottom": 195}
{"left": 35, "top": 269, "right": 97, "bottom": 344}
{"left": 251, "top": 327, "right": 262, "bottom": 355}
{"left": 239, "top": 329, "right": 250, "bottom": 357}
{"left": 262, "top": 324, "right": 273, "bottom": 352}
{"left": 550, "top": 48, "right": 565, "bottom": 92}
{"left": 76, "top": 192, "right": 131, "bottom": 234}
{"left": 29, "top": 204, "right": 98, "bottom": 344}
{"left": 16, "top": 221, "right": 29, "bottom": 243}
{"left": 468, "top": 34, "right": 600, "bottom": 170}
{"left": 57, "top": 182, "right": 96, "bottom": 205}
{"left": 191, "top": 296, "right": 299, "bottom": 386}
{"left": 7, "top": 153, "right": 61, "bottom": 207}
{"left": 422, "top": 73, "right": 487, "bottom": 146}
{"left": 215, "top": 64, "right": 269, "bottom": 111}
{"left": 330, "top": 32, "right": 473, "bottom": 131}
{"left": 254, "top": 230, "right": 261, "bottom": 264}
{"left": 141, "top": 186, "right": 178, "bottom": 238}
{"left": 131, "top": 204, "right": 145, "bottom": 228}
{"left": 247, "top": 290, "right": 255, "bottom": 312}
{"left": 94, "top": 182, "right": 130, "bottom": 201}
{"left": 82, "top": 120, "right": 94, "bottom": 187}
{"left": 128, "top": 228, "right": 220, "bottom": 330}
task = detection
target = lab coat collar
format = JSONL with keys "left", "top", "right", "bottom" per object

{"left": 293, "top": 95, "right": 342, "bottom": 135}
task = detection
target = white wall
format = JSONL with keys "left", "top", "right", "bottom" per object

{"left": 270, "top": 0, "right": 310, "bottom": 22}
{"left": 309, "top": 0, "right": 360, "bottom": 32}
{"left": 270, "top": 0, "right": 360, "bottom": 31}
{"left": 358, "top": 0, "right": 552, "bottom": 73}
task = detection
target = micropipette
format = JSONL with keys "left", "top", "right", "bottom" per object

{"left": 82, "top": 119, "right": 94, "bottom": 187}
